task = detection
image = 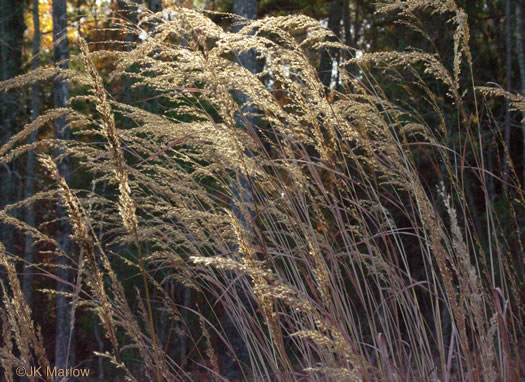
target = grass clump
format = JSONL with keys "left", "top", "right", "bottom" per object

{"left": 0, "top": 1, "right": 523, "bottom": 380}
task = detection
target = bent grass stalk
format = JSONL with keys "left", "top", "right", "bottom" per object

{"left": 78, "top": 38, "right": 163, "bottom": 381}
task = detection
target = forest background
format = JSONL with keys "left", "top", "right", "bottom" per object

{"left": 0, "top": 0, "right": 524, "bottom": 381}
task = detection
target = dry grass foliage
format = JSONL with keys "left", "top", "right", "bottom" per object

{"left": 0, "top": 0, "right": 523, "bottom": 381}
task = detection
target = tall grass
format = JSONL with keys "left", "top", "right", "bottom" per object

{"left": 0, "top": 0, "right": 523, "bottom": 380}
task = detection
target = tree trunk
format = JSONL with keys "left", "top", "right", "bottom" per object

{"left": 94, "top": 321, "right": 105, "bottom": 381}
{"left": 340, "top": 0, "right": 351, "bottom": 91}
{"left": 221, "top": 0, "right": 259, "bottom": 379}
{"left": 117, "top": 0, "right": 141, "bottom": 112}
{"left": 318, "top": 0, "right": 344, "bottom": 91}
{"left": 22, "top": 0, "right": 42, "bottom": 310}
{"left": 147, "top": 0, "right": 162, "bottom": 12}
{"left": 53, "top": 0, "right": 74, "bottom": 376}
{"left": 343, "top": 0, "right": 351, "bottom": 48}
{"left": 0, "top": 0, "right": 25, "bottom": 258}
{"left": 504, "top": 0, "right": 512, "bottom": 188}
{"left": 353, "top": 0, "right": 360, "bottom": 47}
{"left": 516, "top": 1, "right": 525, "bottom": 187}
{"left": 232, "top": 0, "right": 260, "bottom": 86}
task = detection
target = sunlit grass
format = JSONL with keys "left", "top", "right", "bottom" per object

{"left": 1, "top": 1, "right": 523, "bottom": 381}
